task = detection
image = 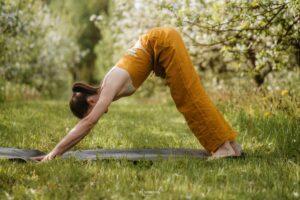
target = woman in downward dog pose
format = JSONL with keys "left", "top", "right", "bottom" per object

{"left": 34, "top": 27, "right": 243, "bottom": 161}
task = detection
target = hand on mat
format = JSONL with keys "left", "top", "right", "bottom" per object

{"left": 30, "top": 152, "right": 56, "bottom": 162}
{"left": 30, "top": 155, "right": 46, "bottom": 161}
{"left": 40, "top": 152, "right": 57, "bottom": 162}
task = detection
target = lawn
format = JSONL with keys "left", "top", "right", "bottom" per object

{"left": 0, "top": 93, "right": 299, "bottom": 199}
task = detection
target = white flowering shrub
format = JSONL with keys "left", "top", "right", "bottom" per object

{"left": 0, "top": 0, "right": 81, "bottom": 99}
{"left": 1, "top": 0, "right": 297, "bottom": 101}
{"left": 163, "top": 0, "right": 300, "bottom": 86}
{"left": 95, "top": 0, "right": 299, "bottom": 91}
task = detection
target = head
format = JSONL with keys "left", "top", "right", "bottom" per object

{"left": 69, "top": 82, "right": 100, "bottom": 119}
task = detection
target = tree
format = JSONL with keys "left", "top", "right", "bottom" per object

{"left": 49, "top": 0, "right": 109, "bottom": 83}
{"left": 164, "top": 0, "right": 300, "bottom": 86}
{"left": 0, "top": 0, "right": 81, "bottom": 98}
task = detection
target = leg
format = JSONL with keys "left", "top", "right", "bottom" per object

{"left": 150, "top": 28, "right": 238, "bottom": 153}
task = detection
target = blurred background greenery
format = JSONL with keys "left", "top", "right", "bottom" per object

{"left": 0, "top": 0, "right": 299, "bottom": 101}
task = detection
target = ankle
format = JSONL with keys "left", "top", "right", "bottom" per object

{"left": 230, "top": 141, "right": 242, "bottom": 156}
{"left": 212, "top": 141, "right": 235, "bottom": 156}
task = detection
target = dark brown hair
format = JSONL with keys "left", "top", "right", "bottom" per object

{"left": 69, "top": 82, "right": 100, "bottom": 119}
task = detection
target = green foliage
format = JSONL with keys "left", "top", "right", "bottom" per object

{"left": 0, "top": 0, "right": 299, "bottom": 100}
{"left": 49, "top": 0, "right": 109, "bottom": 83}
{"left": 93, "top": 1, "right": 115, "bottom": 80}
{"left": 0, "top": 0, "right": 81, "bottom": 98}
{"left": 163, "top": 0, "right": 300, "bottom": 85}
{"left": 0, "top": 0, "right": 110, "bottom": 99}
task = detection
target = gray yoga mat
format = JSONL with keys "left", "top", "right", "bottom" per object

{"left": 0, "top": 147, "right": 210, "bottom": 162}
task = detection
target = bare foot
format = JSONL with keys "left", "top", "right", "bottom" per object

{"left": 230, "top": 141, "right": 243, "bottom": 156}
{"left": 209, "top": 141, "right": 236, "bottom": 160}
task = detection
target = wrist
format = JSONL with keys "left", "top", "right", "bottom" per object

{"left": 50, "top": 147, "right": 62, "bottom": 157}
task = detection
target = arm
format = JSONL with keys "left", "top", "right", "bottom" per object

{"left": 42, "top": 95, "right": 113, "bottom": 160}
{"left": 38, "top": 70, "right": 128, "bottom": 161}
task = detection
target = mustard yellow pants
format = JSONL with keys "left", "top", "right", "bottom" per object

{"left": 116, "top": 27, "right": 237, "bottom": 153}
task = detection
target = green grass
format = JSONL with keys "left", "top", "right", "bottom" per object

{"left": 0, "top": 95, "right": 299, "bottom": 199}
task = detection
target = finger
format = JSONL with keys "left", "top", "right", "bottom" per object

{"left": 41, "top": 157, "right": 48, "bottom": 162}
{"left": 30, "top": 155, "right": 45, "bottom": 161}
{"left": 41, "top": 155, "right": 52, "bottom": 162}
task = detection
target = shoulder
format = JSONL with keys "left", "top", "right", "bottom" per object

{"left": 102, "top": 66, "right": 130, "bottom": 89}
{"left": 113, "top": 66, "right": 131, "bottom": 76}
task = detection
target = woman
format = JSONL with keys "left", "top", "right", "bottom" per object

{"left": 34, "top": 27, "right": 242, "bottom": 161}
